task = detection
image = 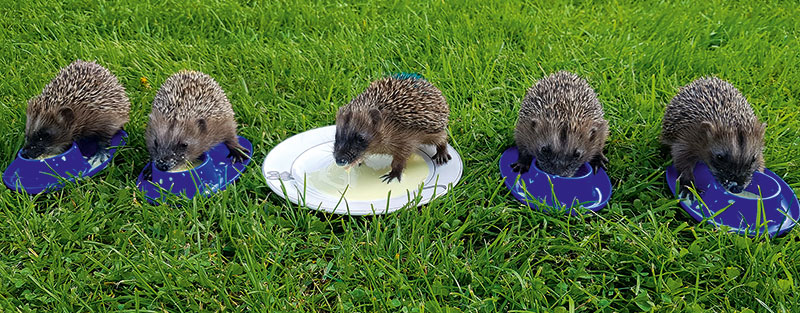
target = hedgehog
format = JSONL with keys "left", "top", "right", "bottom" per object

{"left": 661, "top": 77, "right": 766, "bottom": 196}
{"left": 21, "top": 60, "right": 130, "bottom": 159}
{"left": 510, "top": 71, "right": 609, "bottom": 177}
{"left": 145, "top": 70, "right": 249, "bottom": 172}
{"left": 333, "top": 73, "right": 451, "bottom": 183}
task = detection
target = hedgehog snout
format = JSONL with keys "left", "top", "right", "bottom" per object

{"left": 20, "top": 144, "right": 44, "bottom": 159}
{"left": 727, "top": 183, "right": 744, "bottom": 194}
{"left": 333, "top": 151, "right": 355, "bottom": 166}
{"left": 537, "top": 157, "right": 580, "bottom": 177}
{"left": 154, "top": 159, "right": 177, "bottom": 172}
{"left": 332, "top": 146, "right": 358, "bottom": 166}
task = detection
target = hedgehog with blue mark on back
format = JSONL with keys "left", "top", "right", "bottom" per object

{"left": 333, "top": 73, "right": 451, "bottom": 183}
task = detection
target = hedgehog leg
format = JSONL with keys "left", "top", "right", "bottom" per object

{"left": 143, "top": 163, "right": 154, "bottom": 181}
{"left": 86, "top": 132, "right": 114, "bottom": 164}
{"left": 432, "top": 133, "right": 451, "bottom": 165}
{"left": 90, "top": 131, "right": 115, "bottom": 150}
{"left": 589, "top": 152, "right": 609, "bottom": 174}
{"left": 225, "top": 137, "right": 250, "bottom": 163}
{"left": 511, "top": 149, "right": 533, "bottom": 174}
{"left": 673, "top": 148, "right": 699, "bottom": 201}
{"left": 381, "top": 147, "right": 412, "bottom": 184}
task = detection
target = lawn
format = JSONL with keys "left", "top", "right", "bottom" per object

{"left": 1, "top": 0, "right": 799, "bottom": 312}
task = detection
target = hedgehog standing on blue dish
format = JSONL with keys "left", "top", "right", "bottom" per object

{"left": 662, "top": 77, "right": 766, "bottom": 196}
{"left": 145, "top": 71, "right": 249, "bottom": 173}
{"left": 22, "top": 60, "right": 130, "bottom": 159}
{"left": 511, "top": 71, "right": 609, "bottom": 176}
{"left": 333, "top": 73, "right": 451, "bottom": 183}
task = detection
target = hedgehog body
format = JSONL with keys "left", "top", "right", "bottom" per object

{"left": 511, "top": 71, "right": 609, "bottom": 177}
{"left": 333, "top": 74, "right": 451, "bottom": 183}
{"left": 661, "top": 77, "right": 765, "bottom": 194}
{"left": 145, "top": 70, "right": 248, "bottom": 172}
{"left": 22, "top": 60, "right": 130, "bottom": 159}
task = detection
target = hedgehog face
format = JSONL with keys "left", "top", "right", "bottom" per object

{"left": 333, "top": 107, "right": 382, "bottom": 166}
{"left": 702, "top": 121, "right": 766, "bottom": 193}
{"left": 22, "top": 102, "right": 74, "bottom": 159}
{"left": 516, "top": 118, "right": 602, "bottom": 177}
{"left": 146, "top": 115, "right": 208, "bottom": 171}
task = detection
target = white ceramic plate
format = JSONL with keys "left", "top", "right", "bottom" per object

{"left": 262, "top": 126, "right": 463, "bottom": 215}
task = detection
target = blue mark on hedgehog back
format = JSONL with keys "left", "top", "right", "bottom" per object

{"left": 391, "top": 72, "right": 424, "bottom": 81}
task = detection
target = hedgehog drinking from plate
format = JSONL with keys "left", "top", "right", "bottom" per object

{"left": 333, "top": 73, "right": 451, "bottom": 183}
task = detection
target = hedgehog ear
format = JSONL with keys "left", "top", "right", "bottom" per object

{"left": 368, "top": 108, "right": 382, "bottom": 127}
{"left": 588, "top": 126, "right": 598, "bottom": 142}
{"left": 197, "top": 118, "right": 207, "bottom": 134}
{"left": 759, "top": 122, "right": 767, "bottom": 137}
{"left": 700, "top": 121, "right": 715, "bottom": 138}
{"left": 57, "top": 107, "right": 74, "bottom": 124}
{"left": 339, "top": 110, "right": 352, "bottom": 124}
{"left": 529, "top": 118, "right": 539, "bottom": 130}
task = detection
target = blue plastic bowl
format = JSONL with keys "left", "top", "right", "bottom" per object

{"left": 136, "top": 136, "right": 252, "bottom": 204}
{"left": 666, "top": 162, "right": 799, "bottom": 237}
{"left": 3, "top": 130, "right": 127, "bottom": 194}
{"left": 499, "top": 146, "right": 612, "bottom": 215}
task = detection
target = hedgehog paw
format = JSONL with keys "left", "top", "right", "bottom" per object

{"left": 678, "top": 185, "right": 697, "bottom": 202}
{"left": 143, "top": 164, "right": 154, "bottom": 181}
{"left": 510, "top": 162, "right": 530, "bottom": 174}
{"left": 380, "top": 171, "right": 402, "bottom": 184}
{"left": 228, "top": 148, "right": 251, "bottom": 163}
{"left": 433, "top": 151, "right": 451, "bottom": 165}
{"left": 589, "top": 154, "right": 608, "bottom": 174}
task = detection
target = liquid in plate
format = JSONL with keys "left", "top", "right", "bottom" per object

{"left": 35, "top": 153, "right": 58, "bottom": 160}
{"left": 306, "top": 153, "right": 430, "bottom": 201}
{"left": 732, "top": 190, "right": 760, "bottom": 199}
{"left": 681, "top": 190, "right": 762, "bottom": 207}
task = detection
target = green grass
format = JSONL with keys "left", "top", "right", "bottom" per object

{"left": 1, "top": 0, "right": 799, "bottom": 311}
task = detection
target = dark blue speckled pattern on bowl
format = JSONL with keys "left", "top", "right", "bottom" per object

{"left": 136, "top": 136, "right": 252, "bottom": 204}
{"left": 499, "top": 146, "right": 612, "bottom": 215}
{"left": 3, "top": 130, "right": 128, "bottom": 194}
{"left": 666, "top": 162, "right": 799, "bottom": 237}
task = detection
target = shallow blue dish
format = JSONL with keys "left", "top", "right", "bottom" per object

{"left": 136, "top": 136, "right": 252, "bottom": 204}
{"left": 499, "top": 146, "right": 612, "bottom": 215}
{"left": 3, "top": 130, "right": 127, "bottom": 194}
{"left": 666, "top": 162, "right": 799, "bottom": 237}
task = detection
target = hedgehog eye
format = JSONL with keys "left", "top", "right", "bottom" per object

{"left": 540, "top": 146, "right": 552, "bottom": 155}
{"left": 715, "top": 153, "right": 725, "bottom": 161}
{"left": 179, "top": 142, "right": 188, "bottom": 149}
{"left": 573, "top": 150, "right": 582, "bottom": 159}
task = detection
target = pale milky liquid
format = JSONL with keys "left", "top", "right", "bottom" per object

{"left": 732, "top": 190, "right": 760, "bottom": 199}
{"left": 36, "top": 154, "right": 58, "bottom": 160}
{"left": 681, "top": 190, "right": 761, "bottom": 207}
{"left": 169, "top": 159, "right": 201, "bottom": 172}
{"left": 306, "top": 154, "right": 429, "bottom": 201}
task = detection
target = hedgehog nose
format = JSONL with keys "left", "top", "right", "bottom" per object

{"left": 154, "top": 162, "right": 170, "bottom": 172}
{"left": 729, "top": 185, "right": 744, "bottom": 194}
{"left": 20, "top": 147, "right": 38, "bottom": 159}
{"left": 335, "top": 158, "right": 348, "bottom": 166}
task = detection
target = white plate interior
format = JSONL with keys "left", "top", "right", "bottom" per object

{"left": 262, "top": 126, "right": 462, "bottom": 215}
